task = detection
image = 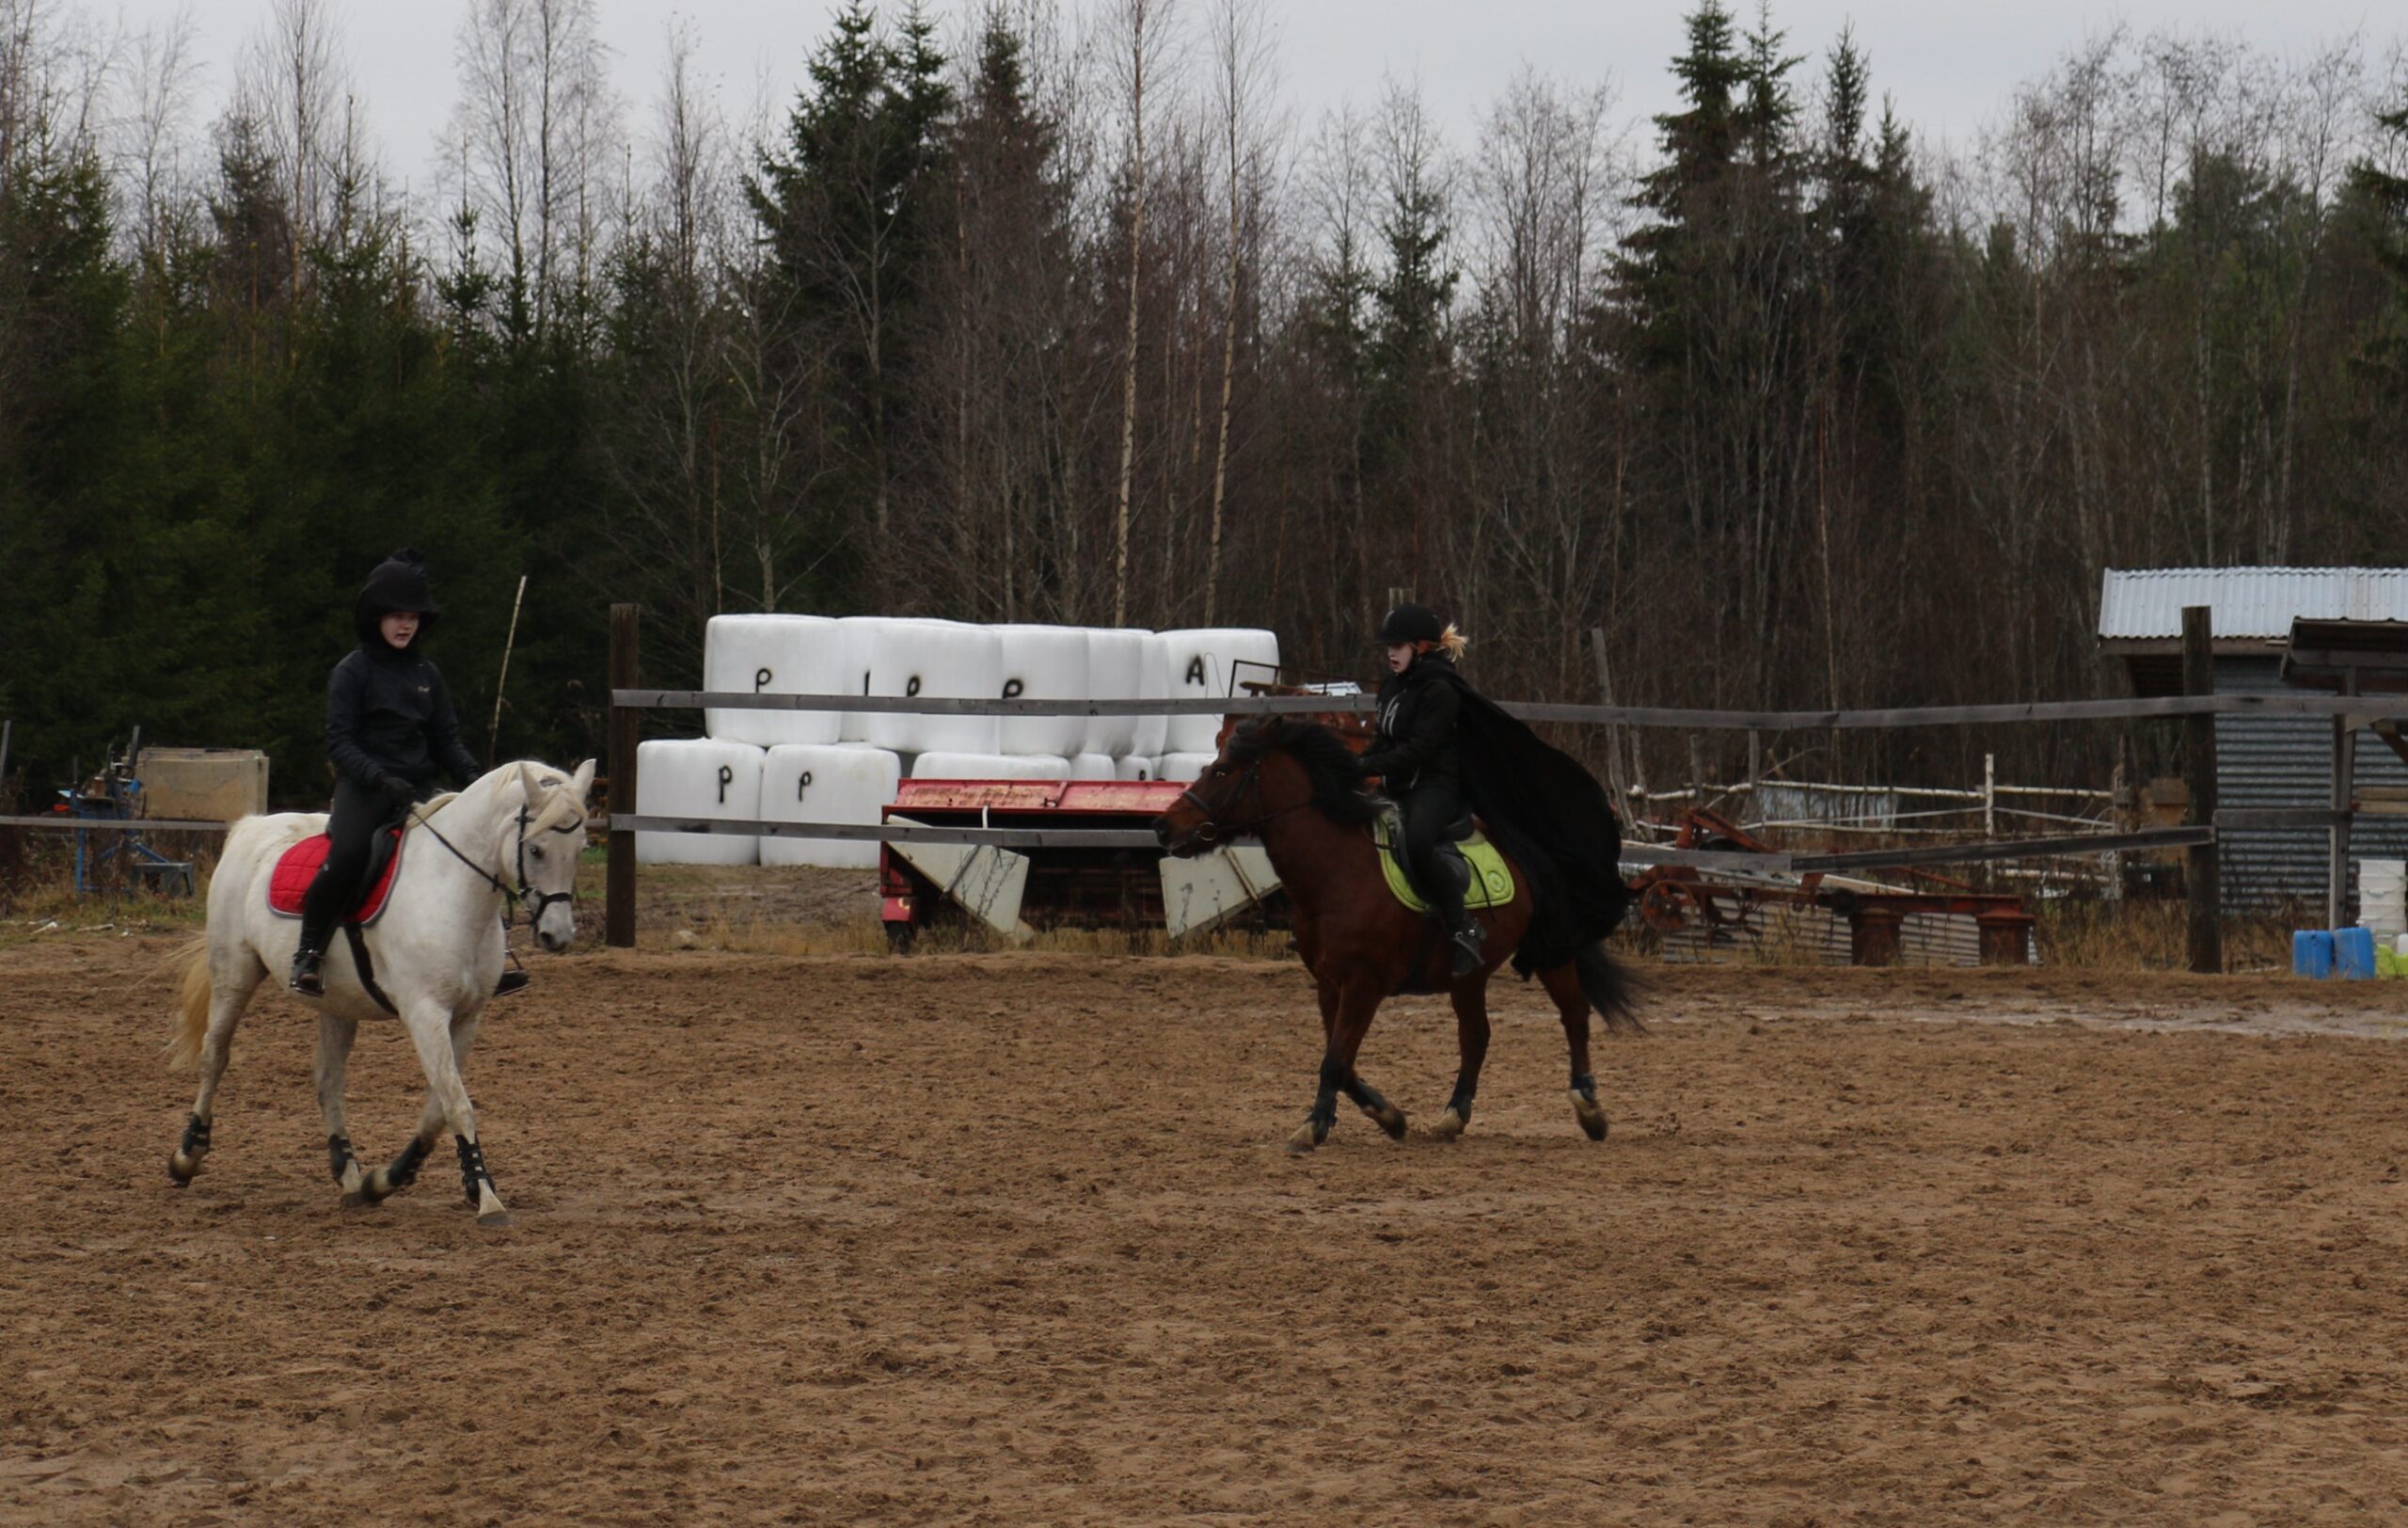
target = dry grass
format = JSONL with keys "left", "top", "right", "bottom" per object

{"left": 2032, "top": 897, "right": 2298, "bottom": 974}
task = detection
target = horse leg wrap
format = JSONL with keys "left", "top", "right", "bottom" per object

{"left": 326, "top": 1134, "right": 356, "bottom": 1186}
{"left": 1569, "top": 1073, "right": 1607, "bottom": 1141}
{"left": 360, "top": 1135, "right": 431, "bottom": 1202}
{"left": 168, "top": 1114, "right": 212, "bottom": 1184}
{"left": 455, "top": 1135, "right": 495, "bottom": 1209}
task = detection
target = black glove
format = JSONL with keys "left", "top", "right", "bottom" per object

{"left": 379, "top": 774, "right": 419, "bottom": 812}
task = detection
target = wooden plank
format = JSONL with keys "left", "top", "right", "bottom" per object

{"left": 613, "top": 690, "right": 1370, "bottom": 718}
{"left": 0, "top": 816, "right": 231, "bottom": 833}
{"left": 2183, "top": 606, "right": 2223, "bottom": 974}
{"left": 614, "top": 687, "right": 2407, "bottom": 731}
{"left": 2215, "top": 808, "right": 2351, "bottom": 830}
{"left": 1793, "top": 826, "right": 2214, "bottom": 875}
{"left": 611, "top": 815, "right": 1164, "bottom": 850}
{"left": 606, "top": 604, "right": 641, "bottom": 949}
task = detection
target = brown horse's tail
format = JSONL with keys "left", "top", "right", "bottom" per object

{"left": 166, "top": 939, "right": 212, "bottom": 1071}
{"left": 1576, "top": 942, "right": 1645, "bottom": 1034}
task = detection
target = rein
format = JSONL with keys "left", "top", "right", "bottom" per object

{"left": 1177, "top": 760, "right": 1318, "bottom": 847}
{"left": 405, "top": 799, "right": 580, "bottom": 927}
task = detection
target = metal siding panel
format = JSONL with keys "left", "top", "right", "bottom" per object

{"left": 2213, "top": 655, "right": 2408, "bottom": 913}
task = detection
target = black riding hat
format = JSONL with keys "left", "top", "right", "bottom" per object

{"left": 1375, "top": 603, "right": 1444, "bottom": 646}
{"left": 355, "top": 547, "right": 439, "bottom": 645}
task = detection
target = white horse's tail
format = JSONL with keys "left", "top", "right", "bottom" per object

{"left": 166, "top": 937, "right": 212, "bottom": 1071}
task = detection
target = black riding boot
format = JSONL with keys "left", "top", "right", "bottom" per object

{"left": 290, "top": 941, "right": 326, "bottom": 996}
{"left": 1430, "top": 865, "right": 1484, "bottom": 977}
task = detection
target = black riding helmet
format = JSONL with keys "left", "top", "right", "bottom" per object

{"left": 354, "top": 547, "right": 440, "bottom": 646}
{"left": 1375, "top": 602, "right": 1444, "bottom": 646}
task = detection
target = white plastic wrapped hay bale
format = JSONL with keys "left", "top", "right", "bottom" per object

{"left": 1158, "top": 752, "right": 1221, "bottom": 785}
{"left": 1084, "top": 629, "right": 1150, "bottom": 757}
{"left": 864, "top": 620, "right": 1005, "bottom": 756}
{"left": 1159, "top": 628, "right": 1280, "bottom": 755}
{"left": 704, "top": 613, "right": 844, "bottom": 747}
{"left": 993, "top": 625, "right": 1092, "bottom": 758}
{"left": 1133, "top": 633, "right": 1172, "bottom": 759}
{"left": 911, "top": 752, "right": 1069, "bottom": 780}
{"left": 1116, "top": 756, "right": 1158, "bottom": 782}
{"left": 635, "top": 739, "right": 763, "bottom": 865}
{"left": 1067, "top": 753, "right": 1117, "bottom": 781}
{"left": 832, "top": 616, "right": 898, "bottom": 742}
{"left": 759, "top": 744, "right": 902, "bottom": 869}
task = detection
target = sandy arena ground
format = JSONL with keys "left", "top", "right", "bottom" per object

{"left": 7, "top": 932, "right": 2408, "bottom": 1525}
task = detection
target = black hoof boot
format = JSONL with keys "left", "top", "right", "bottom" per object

{"left": 289, "top": 947, "right": 325, "bottom": 997}
{"left": 168, "top": 1114, "right": 211, "bottom": 1185}
{"left": 494, "top": 969, "right": 531, "bottom": 998}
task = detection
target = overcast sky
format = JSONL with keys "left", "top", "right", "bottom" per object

{"left": 102, "top": 0, "right": 2398, "bottom": 194}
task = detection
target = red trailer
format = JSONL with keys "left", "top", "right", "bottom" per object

{"left": 878, "top": 778, "right": 1290, "bottom": 947}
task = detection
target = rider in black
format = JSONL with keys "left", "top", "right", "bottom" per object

{"left": 1356, "top": 603, "right": 1487, "bottom": 977}
{"left": 290, "top": 549, "right": 484, "bottom": 996}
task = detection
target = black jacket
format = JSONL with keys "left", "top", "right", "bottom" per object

{"left": 1370, "top": 655, "right": 1631, "bottom": 971}
{"left": 1359, "top": 655, "right": 1462, "bottom": 792}
{"left": 326, "top": 645, "right": 482, "bottom": 791}
{"left": 328, "top": 549, "right": 479, "bottom": 791}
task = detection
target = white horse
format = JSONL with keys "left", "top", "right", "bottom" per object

{"left": 166, "top": 759, "right": 595, "bottom": 1227}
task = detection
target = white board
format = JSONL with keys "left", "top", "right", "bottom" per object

{"left": 1161, "top": 846, "right": 1281, "bottom": 940}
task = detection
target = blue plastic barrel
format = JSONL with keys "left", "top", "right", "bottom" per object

{"left": 2293, "top": 930, "right": 2336, "bottom": 979}
{"left": 2336, "top": 926, "right": 2377, "bottom": 979}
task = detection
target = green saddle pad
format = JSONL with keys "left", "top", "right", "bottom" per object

{"left": 1373, "top": 810, "right": 1515, "bottom": 913}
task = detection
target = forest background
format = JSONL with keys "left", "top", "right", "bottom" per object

{"left": 2, "top": 0, "right": 2404, "bottom": 805}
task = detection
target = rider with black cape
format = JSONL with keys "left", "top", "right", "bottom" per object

{"left": 1354, "top": 603, "right": 1631, "bottom": 977}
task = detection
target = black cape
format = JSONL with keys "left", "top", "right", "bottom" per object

{"left": 1418, "top": 664, "right": 1630, "bottom": 972}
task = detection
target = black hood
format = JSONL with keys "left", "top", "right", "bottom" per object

{"left": 354, "top": 548, "right": 439, "bottom": 647}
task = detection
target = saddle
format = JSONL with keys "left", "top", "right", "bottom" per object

{"left": 267, "top": 826, "right": 406, "bottom": 925}
{"left": 1371, "top": 804, "right": 1515, "bottom": 914}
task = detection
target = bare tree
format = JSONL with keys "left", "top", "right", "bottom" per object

{"left": 1200, "top": 0, "right": 1275, "bottom": 624}
{"left": 1105, "top": 0, "right": 1176, "bottom": 626}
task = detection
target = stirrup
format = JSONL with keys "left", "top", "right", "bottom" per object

{"left": 290, "top": 947, "right": 326, "bottom": 997}
{"left": 494, "top": 969, "right": 531, "bottom": 998}
{"left": 1449, "top": 920, "right": 1486, "bottom": 977}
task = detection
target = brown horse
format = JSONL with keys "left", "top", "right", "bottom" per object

{"left": 1154, "top": 719, "right": 1640, "bottom": 1153}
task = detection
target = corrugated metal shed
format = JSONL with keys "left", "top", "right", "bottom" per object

{"left": 2096, "top": 572, "right": 2408, "bottom": 915}
{"left": 2212, "top": 656, "right": 2408, "bottom": 913}
{"left": 2100, "top": 568, "right": 2408, "bottom": 642}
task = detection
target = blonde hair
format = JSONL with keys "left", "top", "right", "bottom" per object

{"left": 1434, "top": 624, "right": 1469, "bottom": 660}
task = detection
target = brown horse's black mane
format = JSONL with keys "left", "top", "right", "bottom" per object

{"left": 1228, "top": 719, "right": 1382, "bottom": 825}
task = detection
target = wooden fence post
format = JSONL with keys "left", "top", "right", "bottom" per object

{"left": 2181, "top": 605, "right": 2221, "bottom": 974}
{"left": 607, "top": 603, "right": 641, "bottom": 950}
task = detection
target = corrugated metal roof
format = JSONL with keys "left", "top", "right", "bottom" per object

{"left": 2099, "top": 568, "right": 2408, "bottom": 642}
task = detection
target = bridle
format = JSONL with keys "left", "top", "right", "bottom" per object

{"left": 1174, "top": 756, "right": 1313, "bottom": 848}
{"left": 411, "top": 798, "right": 582, "bottom": 929}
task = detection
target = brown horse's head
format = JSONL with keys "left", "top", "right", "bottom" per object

{"left": 1153, "top": 720, "right": 1378, "bottom": 856}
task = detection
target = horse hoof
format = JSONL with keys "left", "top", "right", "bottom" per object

{"left": 1428, "top": 1109, "right": 1466, "bottom": 1142}
{"left": 476, "top": 1209, "right": 515, "bottom": 1230}
{"left": 1569, "top": 1089, "right": 1608, "bottom": 1141}
{"left": 1370, "top": 1105, "right": 1407, "bottom": 1140}
{"left": 167, "top": 1154, "right": 198, "bottom": 1185}
{"left": 1286, "top": 1122, "right": 1324, "bottom": 1154}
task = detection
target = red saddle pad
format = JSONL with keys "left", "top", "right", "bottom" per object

{"left": 267, "top": 830, "right": 404, "bottom": 923}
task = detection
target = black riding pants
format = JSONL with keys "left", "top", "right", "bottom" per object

{"left": 1401, "top": 780, "right": 1468, "bottom": 927}
{"left": 297, "top": 776, "right": 409, "bottom": 956}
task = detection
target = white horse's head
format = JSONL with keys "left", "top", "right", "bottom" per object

{"left": 515, "top": 759, "right": 596, "bottom": 952}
